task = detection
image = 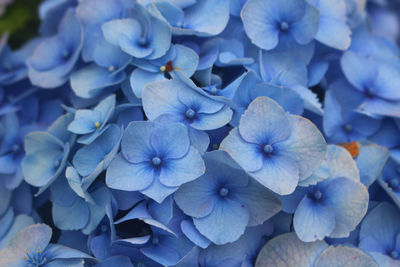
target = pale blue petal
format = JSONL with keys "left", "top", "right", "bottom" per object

{"left": 159, "top": 147, "right": 205, "bottom": 187}
{"left": 193, "top": 198, "right": 249, "bottom": 245}
{"left": 293, "top": 197, "right": 335, "bottom": 242}
{"left": 255, "top": 232, "right": 328, "bottom": 267}
{"left": 275, "top": 115, "right": 327, "bottom": 181}
{"left": 314, "top": 246, "right": 377, "bottom": 267}
{"left": 106, "top": 154, "right": 154, "bottom": 191}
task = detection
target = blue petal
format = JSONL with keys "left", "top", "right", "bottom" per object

{"left": 52, "top": 198, "right": 90, "bottom": 231}
{"left": 341, "top": 51, "right": 377, "bottom": 91}
{"left": 106, "top": 154, "right": 154, "bottom": 191}
{"left": 255, "top": 232, "right": 328, "bottom": 267}
{"left": 357, "top": 144, "right": 389, "bottom": 187}
{"left": 159, "top": 147, "right": 205, "bottom": 187}
{"left": 67, "top": 110, "right": 100, "bottom": 135}
{"left": 233, "top": 177, "right": 281, "bottom": 226}
{"left": 313, "top": 246, "right": 377, "bottom": 267}
{"left": 220, "top": 128, "right": 264, "bottom": 172}
{"left": 121, "top": 121, "right": 154, "bottom": 164}
{"left": 70, "top": 64, "right": 126, "bottom": 99}
{"left": 238, "top": 97, "right": 291, "bottom": 145}
{"left": 140, "top": 176, "right": 178, "bottom": 203}
{"left": 319, "top": 177, "right": 369, "bottom": 238}
{"left": 181, "top": 220, "right": 211, "bottom": 249}
{"left": 313, "top": 0, "right": 351, "bottom": 50}
{"left": 294, "top": 196, "right": 335, "bottom": 242}
{"left": 290, "top": 1, "right": 319, "bottom": 45}
{"left": 275, "top": 115, "right": 327, "bottom": 181}
{"left": 250, "top": 154, "right": 299, "bottom": 195}
{"left": 0, "top": 224, "right": 52, "bottom": 266}
{"left": 193, "top": 198, "right": 249, "bottom": 245}
{"left": 150, "top": 123, "right": 190, "bottom": 160}
{"left": 44, "top": 244, "right": 93, "bottom": 261}
{"left": 129, "top": 68, "right": 166, "bottom": 98}
{"left": 359, "top": 203, "right": 400, "bottom": 254}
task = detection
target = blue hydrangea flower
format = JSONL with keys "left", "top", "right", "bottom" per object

{"left": 175, "top": 150, "right": 281, "bottom": 245}
{"left": 378, "top": 159, "right": 400, "bottom": 208}
{"left": 355, "top": 143, "right": 389, "bottom": 187}
{"left": 339, "top": 51, "right": 400, "bottom": 117}
{"left": 67, "top": 94, "right": 115, "bottom": 144}
{"left": 359, "top": 202, "right": 400, "bottom": 267}
{"left": 323, "top": 89, "right": 382, "bottom": 143}
{"left": 255, "top": 232, "right": 378, "bottom": 267}
{"left": 106, "top": 121, "right": 205, "bottom": 203}
{"left": 22, "top": 113, "right": 74, "bottom": 194}
{"left": 142, "top": 75, "right": 233, "bottom": 153}
{"left": 66, "top": 124, "right": 122, "bottom": 201}
{"left": 280, "top": 145, "right": 369, "bottom": 242}
{"left": 309, "top": 0, "right": 351, "bottom": 50}
{"left": 0, "top": 35, "right": 39, "bottom": 86}
{"left": 76, "top": 0, "right": 131, "bottom": 68}
{"left": 241, "top": 0, "right": 320, "bottom": 51}
{"left": 230, "top": 71, "right": 304, "bottom": 126}
{"left": 27, "top": 9, "right": 83, "bottom": 89}
{"left": 51, "top": 179, "right": 111, "bottom": 234}
{"left": 0, "top": 224, "right": 94, "bottom": 266}
{"left": 129, "top": 44, "right": 199, "bottom": 97}
{"left": 102, "top": 3, "right": 171, "bottom": 60}
{"left": 153, "top": 0, "right": 230, "bottom": 36}
{"left": 221, "top": 97, "right": 327, "bottom": 195}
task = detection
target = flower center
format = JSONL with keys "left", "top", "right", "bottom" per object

{"left": 313, "top": 190, "right": 322, "bottom": 201}
{"left": 160, "top": 61, "right": 174, "bottom": 73}
{"left": 343, "top": 124, "right": 353, "bottom": 133}
{"left": 219, "top": 187, "right": 229, "bottom": 197}
{"left": 138, "top": 36, "right": 148, "bottom": 47}
{"left": 263, "top": 144, "right": 274, "bottom": 155}
{"left": 185, "top": 108, "right": 196, "bottom": 119}
{"left": 279, "top": 21, "right": 289, "bottom": 32}
{"left": 391, "top": 251, "right": 399, "bottom": 259}
{"left": 108, "top": 65, "right": 115, "bottom": 72}
{"left": 24, "top": 248, "right": 46, "bottom": 266}
{"left": 389, "top": 178, "right": 399, "bottom": 189}
{"left": 152, "top": 157, "right": 162, "bottom": 166}
{"left": 94, "top": 121, "right": 101, "bottom": 129}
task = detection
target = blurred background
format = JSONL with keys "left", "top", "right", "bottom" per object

{"left": 0, "top": 0, "right": 41, "bottom": 48}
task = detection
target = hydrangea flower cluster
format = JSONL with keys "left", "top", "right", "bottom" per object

{"left": 1, "top": 0, "right": 400, "bottom": 266}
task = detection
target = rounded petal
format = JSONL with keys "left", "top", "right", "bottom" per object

{"left": 314, "top": 246, "right": 378, "bottom": 267}
{"left": 106, "top": 154, "right": 154, "bottom": 191}
{"left": 320, "top": 177, "right": 369, "bottom": 238}
{"left": 159, "top": 147, "right": 205, "bottom": 187}
{"left": 255, "top": 232, "right": 328, "bottom": 267}
{"left": 52, "top": 199, "right": 90, "bottom": 231}
{"left": 193, "top": 198, "right": 249, "bottom": 245}
{"left": 251, "top": 155, "right": 299, "bottom": 195}
{"left": 220, "top": 128, "right": 264, "bottom": 172}
{"left": 150, "top": 123, "right": 190, "bottom": 159}
{"left": 275, "top": 115, "right": 327, "bottom": 181}
{"left": 121, "top": 121, "right": 154, "bottom": 164}
{"left": 239, "top": 97, "right": 291, "bottom": 145}
{"left": 293, "top": 197, "right": 335, "bottom": 242}
{"left": 0, "top": 224, "right": 52, "bottom": 267}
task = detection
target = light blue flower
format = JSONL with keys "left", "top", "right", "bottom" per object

{"left": 129, "top": 44, "right": 199, "bottom": 97}
{"left": 142, "top": 75, "right": 233, "bottom": 153}
{"left": 221, "top": 97, "right": 327, "bottom": 195}
{"left": 241, "top": 0, "right": 320, "bottom": 50}
{"left": 175, "top": 150, "right": 281, "bottom": 245}
{"left": 359, "top": 202, "right": 400, "bottom": 267}
{"left": 67, "top": 94, "right": 116, "bottom": 144}
{"left": 153, "top": 0, "right": 230, "bottom": 36}
{"left": 102, "top": 3, "right": 171, "bottom": 60}
{"left": 280, "top": 145, "right": 369, "bottom": 242}
{"left": 27, "top": 9, "right": 83, "bottom": 89}
{"left": 0, "top": 224, "right": 94, "bottom": 266}
{"left": 106, "top": 121, "right": 205, "bottom": 203}
{"left": 255, "top": 232, "right": 377, "bottom": 267}
{"left": 22, "top": 113, "right": 74, "bottom": 194}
